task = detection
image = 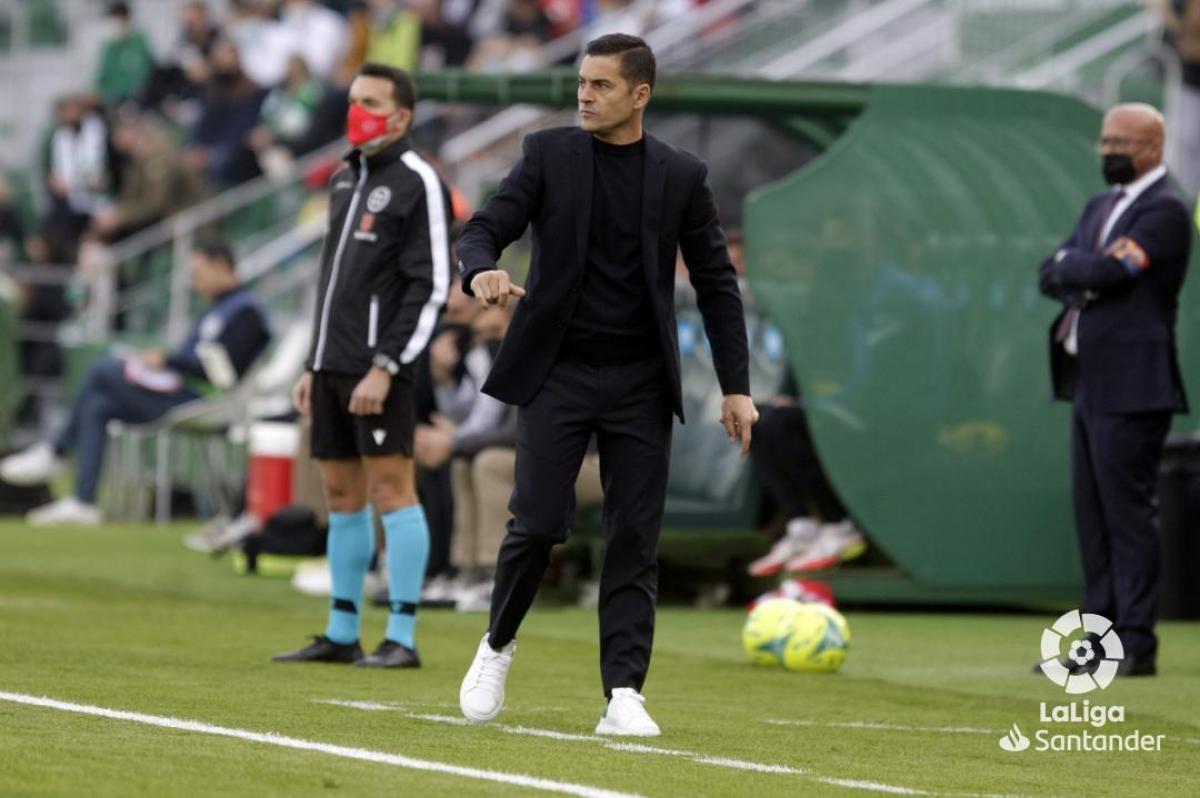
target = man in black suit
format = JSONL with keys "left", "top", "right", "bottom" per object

{"left": 1039, "top": 103, "right": 1193, "bottom": 677}
{"left": 455, "top": 33, "right": 757, "bottom": 735}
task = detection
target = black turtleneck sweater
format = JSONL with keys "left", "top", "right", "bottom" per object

{"left": 559, "top": 136, "right": 659, "bottom": 365}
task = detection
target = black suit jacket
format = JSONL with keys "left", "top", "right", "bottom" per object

{"left": 1039, "top": 174, "right": 1192, "bottom": 414}
{"left": 456, "top": 126, "right": 749, "bottom": 420}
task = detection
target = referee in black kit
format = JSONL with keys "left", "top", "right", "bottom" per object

{"left": 274, "top": 64, "right": 451, "bottom": 668}
{"left": 456, "top": 34, "right": 758, "bottom": 736}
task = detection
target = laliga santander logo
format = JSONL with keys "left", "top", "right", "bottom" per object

{"left": 998, "top": 723, "right": 1030, "bottom": 752}
{"left": 1038, "top": 610, "right": 1124, "bottom": 694}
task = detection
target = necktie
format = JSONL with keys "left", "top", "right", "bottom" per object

{"left": 1094, "top": 189, "right": 1126, "bottom": 250}
{"left": 1056, "top": 190, "right": 1128, "bottom": 347}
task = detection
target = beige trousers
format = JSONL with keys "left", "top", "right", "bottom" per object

{"left": 452, "top": 447, "right": 603, "bottom": 572}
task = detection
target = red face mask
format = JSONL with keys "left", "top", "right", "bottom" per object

{"left": 346, "top": 103, "right": 392, "bottom": 148}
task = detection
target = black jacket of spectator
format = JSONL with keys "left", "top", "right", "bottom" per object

{"left": 191, "top": 79, "right": 266, "bottom": 186}
{"left": 168, "top": 285, "right": 272, "bottom": 383}
{"left": 456, "top": 126, "right": 749, "bottom": 421}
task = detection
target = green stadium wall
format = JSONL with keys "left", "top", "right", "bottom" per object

{"left": 745, "top": 84, "right": 1200, "bottom": 593}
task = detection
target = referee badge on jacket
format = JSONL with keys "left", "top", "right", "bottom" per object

{"left": 367, "top": 186, "right": 392, "bottom": 213}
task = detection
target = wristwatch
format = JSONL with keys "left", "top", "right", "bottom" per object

{"left": 372, "top": 353, "right": 400, "bottom": 376}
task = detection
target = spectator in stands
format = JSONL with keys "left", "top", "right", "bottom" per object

{"left": 142, "top": 0, "right": 222, "bottom": 120}
{"left": 468, "top": 0, "right": 555, "bottom": 70}
{"left": 587, "top": 0, "right": 653, "bottom": 38}
{"left": 355, "top": 0, "right": 423, "bottom": 72}
{"left": 15, "top": 233, "right": 72, "bottom": 432}
{"left": 44, "top": 95, "right": 110, "bottom": 252}
{"left": 186, "top": 38, "right": 267, "bottom": 187}
{"left": 0, "top": 240, "right": 271, "bottom": 526}
{"left": 279, "top": 0, "right": 351, "bottom": 82}
{"left": 90, "top": 111, "right": 209, "bottom": 242}
{"left": 1155, "top": 0, "right": 1200, "bottom": 196}
{"left": 249, "top": 54, "right": 328, "bottom": 179}
{"left": 418, "top": 0, "right": 477, "bottom": 67}
{"left": 0, "top": 175, "right": 26, "bottom": 269}
{"left": 1038, "top": 103, "right": 1193, "bottom": 677}
{"left": 410, "top": 278, "right": 477, "bottom": 603}
{"left": 94, "top": 2, "right": 157, "bottom": 107}
{"left": 228, "top": 0, "right": 293, "bottom": 89}
{"left": 416, "top": 304, "right": 516, "bottom": 605}
{"left": 746, "top": 369, "right": 866, "bottom": 578}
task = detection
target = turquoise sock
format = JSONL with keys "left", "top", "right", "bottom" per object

{"left": 382, "top": 504, "right": 430, "bottom": 648}
{"left": 324, "top": 507, "right": 375, "bottom": 644}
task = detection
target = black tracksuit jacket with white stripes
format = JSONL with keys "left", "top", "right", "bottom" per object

{"left": 306, "top": 139, "right": 452, "bottom": 376}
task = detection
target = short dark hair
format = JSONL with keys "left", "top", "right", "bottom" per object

{"left": 584, "top": 33, "right": 656, "bottom": 91}
{"left": 357, "top": 63, "right": 417, "bottom": 110}
{"left": 193, "top": 239, "right": 236, "bottom": 271}
{"left": 106, "top": 2, "right": 131, "bottom": 20}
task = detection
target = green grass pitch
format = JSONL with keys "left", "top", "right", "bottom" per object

{"left": 0, "top": 521, "right": 1196, "bottom": 797}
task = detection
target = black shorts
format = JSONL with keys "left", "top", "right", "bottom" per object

{"left": 309, "top": 369, "right": 415, "bottom": 459}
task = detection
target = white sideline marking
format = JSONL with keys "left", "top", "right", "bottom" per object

{"left": 767, "top": 719, "right": 997, "bottom": 735}
{"left": 320, "top": 698, "right": 570, "bottom": 713}
{"left": 319, "top": 700, "right": 1073, "bottom": 798}
{"left": 818, "top": 779, "right": 926, "bottom": 796}
{"left": 0, "top": 691, "right": 642, "bottom": 798}
{"left": 322, "top": 700, "right": 982, "bottom": 794}
{"left": 404, "top": 711, "right": 809, "bottom": 776}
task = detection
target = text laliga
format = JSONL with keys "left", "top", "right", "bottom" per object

{"left": 1039, "top": 700, "right": 1124, "bottom": 728}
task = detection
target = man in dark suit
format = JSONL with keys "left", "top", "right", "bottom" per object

{"left": 1039, "top": 103, "right": 1193, "bottom": 677}
{"left": 454, "top": 33, "right": 757, "bottom": 735}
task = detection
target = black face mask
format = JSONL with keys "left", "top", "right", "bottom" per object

{"left": 1102, "top": 154, "right": 1137, "bottom": 185}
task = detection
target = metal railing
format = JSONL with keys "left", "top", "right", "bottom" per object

{"left": 758, "top": 0, "right": 936, "bottom": 79}
{"left": 93, "top": 138, "right": 342, "bottom": 346}
{"left": 1014, "top": 10, "right": 1157, "bottom": 90}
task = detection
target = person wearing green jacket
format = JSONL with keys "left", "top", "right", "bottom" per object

{"left": 95, "top": 2, "right": 156, "bottom": 106}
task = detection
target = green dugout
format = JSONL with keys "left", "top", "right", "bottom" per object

{"left": 422, "top": 72, "right": 1200, "bottom": 598}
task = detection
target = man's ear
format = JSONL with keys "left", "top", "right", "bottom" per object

{"left": 633, "top": 84, "right": 651, "bottom": 110}
{"left": 390, "top": 106, "right": 414, "bottom": 134}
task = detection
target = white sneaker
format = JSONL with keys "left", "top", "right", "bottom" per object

{"left": 595, "top": 688, "right": 661, "bottom": 737}
{"left": 422, "top": 573, "right": 456, "bottom": 605}
{"left": 291, "top": 558, "right": 332, "bottom": 596}
{"left": 0, "top": 442, "right": 66, "bottom": 486}
{"left": 785, "top": 520, "right": 867, "bottom": 573}
{"left": 747, "top": 517, "right": 818, "bottom": 577}
{"left": 184, "top": 513, "right": 259, "bottom": 554}
{"left": 26, "top": 497, "right": 102, "bottom": 526}
{"left": 454, "top": 580, "right": 494, "bottom": 613}
{"left": 459, "top": 634, "right": 515, "bottom": 724}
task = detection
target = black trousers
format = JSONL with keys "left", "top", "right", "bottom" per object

{"left": 417, "top": 464, "right": 454, "bottom": 578}
{"left": 752, "top": 404, "right": 847, "bottom": 522}
{"left": 488, "top": 357, "right": 673, "bottom": 697}
{"left": 1071, "top": 393, "right": 1171, "bottom": 661}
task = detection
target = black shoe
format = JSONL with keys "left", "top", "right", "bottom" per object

{"left": 355, "top": 639, "right": 421, "bottom": 669}
{"left": 272, "top": 635, "right": 363, "bottom": 663}
{"left": 1116, "top": 656, "right": 1157, "bottom": 677}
